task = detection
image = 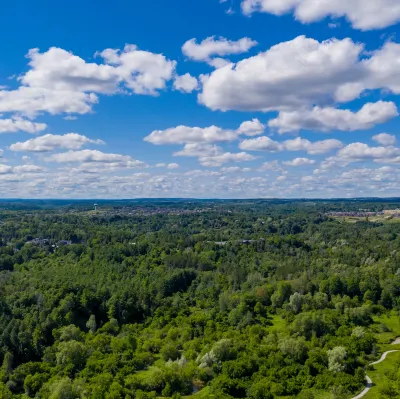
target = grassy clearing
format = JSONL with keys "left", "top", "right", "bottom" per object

{"left": 311, "top": 390, "right": 334, "bottom": 399}
{"left": 363, "top": 351, "right": 400, "bottom": 399}
{"left": 371, "top": 311, "right": 400, "bottom": 346}
{"left": 267, "top": 314, "right": 289, "bottom": 334}
{"left": 185, "top": 386, "right": 231, "bottom": 398}
{"left": 332, "top": 216, "right": 400, "bottom": 224}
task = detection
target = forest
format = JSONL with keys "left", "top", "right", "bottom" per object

{"left": 0, "top": 199, "right": 399, "bottom": 399}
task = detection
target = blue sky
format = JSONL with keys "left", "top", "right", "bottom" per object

{"left": 1, "top": 0, "right": 400, "bottom": 198}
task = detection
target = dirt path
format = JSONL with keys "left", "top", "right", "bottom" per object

{"left": 391, "top": 337, "right": 400, "bottom": 345}
{"left": 349, "top": 344, "right": 400, "bottom": 399}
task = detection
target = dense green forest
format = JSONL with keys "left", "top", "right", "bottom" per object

{"left": 0, "top": 199, "right": 399, "bottom": 399}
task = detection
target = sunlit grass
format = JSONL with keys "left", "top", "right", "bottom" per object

{"left": 363, "top": 351, "right": 400, "bottom": 399}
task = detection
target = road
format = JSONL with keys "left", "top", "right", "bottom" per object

{"left": 350, "top": 345, "right": 400, "bottom": 399}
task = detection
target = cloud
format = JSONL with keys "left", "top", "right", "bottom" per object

{"left": 363, "top": 41, "right": 400, "bottom": 95}
{"left": 173, "top": 73, "right": 199, "bottom": 93}
{"left": 237, "top": 118, "right": 265, "bottom": 136}
{"left": 29, "top": 45, "right": 176, "bottom": 95}
{"left": 372, "top": 133, "right": 396, "bottom": 146}
{"left": 337, "top": 142, "right": 400, "bottom": 160}
{"left": 10, "top": 133, "right": 104, "bottom": 152}
{"left": 167, "top": 163, "right": 179, "bottom": 169}
{"left": 0, "top": 45, "right": 177, "bottom": 118}
{"left": 13, "top": 164, "right": 46, "bottom": 173}
{"left": 1, "top": 159, "right": 400, "bottom": 198}
{"left": 240, "top": 136, "right": 281, "bottom": 152}
{"left": 199, "top": 36, "right": 400, "bottom": 113}
{"left": 240, "top": 0, "right": 400, "bottom": 31}
{"left": 283, "top": 157, "right": 316, "bottom": 166}
{"left": 239, "top": 136, "right": 343, "bottom": 154}
{"left": 220, "top": 166, "right": 251, "bottom": 173}
{"left": 69, "top": 161, "right": 146, "bottom": 173}
{"left": 207, "top": 58, "right": 231, "bottom": 68}
{"left": 317, "top": 142, "right": 400, "bottom": 171}
{"left": 0, "top": 117, "right": 47, "bottom": 134}
{"left": 0, "top": 164, "right": 13, "bottom": 174}
{"left": 199, "top": 152, "right": 257, "bottom": 167}
{"left": 284, "top": 138, "right": 344, "bottom": 154}
{"left": 47, "top": 150, "right": 145, "bottom": 168}
{"left": 145, "top": 125, "right": 238, "bottom": 145}
{"left": 173, "top": 142, "right": 256, "bottom": 166}
{"left": 259, "top": 160, "right": 282, "bottom": 171}
{"left": 63, "top": 116, "right": 78, "bottom": 121}
{"left": 184, "top": 169, "right": 221, "bottom": 177}
{"left": 173, "top": 143, "right": 222, "bottom": 157}
{"left": 144, "top": 119, "right": 266, "bottom": 145}
{"left": 199, "top": 36, "right": 364, "bottom": 112}
{"left": 0, "top": 87, "right": 98, "bottom": 118}
{"left": 182, "top": 36, "right": 257, "bottom": 67}
{"left": 268, "top": 101, "right": 398, "bottom": 133}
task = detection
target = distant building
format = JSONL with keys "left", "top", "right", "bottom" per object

{"left": 384, "top": 209, "right": 400, "bottom": 215}
{"left": 57, "top": 240, "right": 72, "bottom": 246}
{"left": 94, "top": 204, "right": 98, "bottom": 211}
{"left": 26, "top": 238, "right": 50, "bottom": 246}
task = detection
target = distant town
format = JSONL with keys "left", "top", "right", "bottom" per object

{"left": 327, "top": 209, "right": 400, "bottom": 218}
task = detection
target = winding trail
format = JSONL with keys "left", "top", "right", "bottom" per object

{"left": 350, "top": 342, "right": 400, "bottom": 399}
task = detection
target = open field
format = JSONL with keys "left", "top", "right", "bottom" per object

{"left": 362, "top": 351, "right": 400, "bottom": 399}
{"left": 332, "top": 215, "right": 400, "bottom": 223}
{"left": 371, "top": 312, "right": 400, "bottom": 345}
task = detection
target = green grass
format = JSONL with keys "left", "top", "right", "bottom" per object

{"left": 332, "top": 216, "right": 400, "bottom": 224}
{"left": 309, "top": 390, "right": 334, "bottom": 399}
{"left": 363, "top": 351, "right": 400, "bottom": 399}
{"left": 267, "top": 314, "right": 288, "bottom": 334}
{"left": 184, "top": 386, "right": 231, "bottom": 398}
{"left": 371, "top": 311, "right": 400, "bottom": 345}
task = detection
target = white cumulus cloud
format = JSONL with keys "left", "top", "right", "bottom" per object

{"left": 268, "top": 101, "right": 398, "bottom": 133}
{"left": 145, "top": 125, "right": 238, "bottom": 144}
{"left": 239, "top": 136, "right": 343, "bottom": 154}
{"left": 0, "top": 117, "right": 47, "bottom": 134}
{"left": 144, "top": 119, "right": 265, "bottom": 145}
{"left": 182, "top": 36, "right": 257, "bottom": 67}
{"left": 199, "top": 36, "right": 400, "bottom": 113}
{"left": 241, "top": 0, "right": 400, "bottom": 31}
{"left": 0, "top": 45, "right": 177, "bottom": 118}
{"left": 199, "top": 36, "right": 364, "bottom": 112}
{"left": 173, "top": 73, "right": 199, "bottom": 93}
{"left": 10, "top": 133, "right": 104, "bottom": 152}
{"left": 48, "top": 150, "right": 145, "bottom": 167}
{"left": 13, "top": 164, "right": 46, "bottom": 173}
{"left": 237, "top": 118, "right": 266, "bottom": 136}
{"left": 283, "top": 157, "right": 316, "bottom": 166}
{"left": 372, "top": 133, "right": 397, "bottom": 146}
{"left": 173, "top": 142, "right": 256, "bottom": 167}
{"left": 0, "top": 164, "right": 13, "bottom": 174}
{"left": 167, "top": 163, "right": 180, "bottom": 169}
{"left": 337, "top": 143, "right": 400, "bottom": 160}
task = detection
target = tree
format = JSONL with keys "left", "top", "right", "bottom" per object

{"left": 56, "top": 341, "right": 87, "bottom": 371}
{"left": 328, "top": 347, "right": 347, "bottom": 373}
{"left": 351, "top": 327, "right": 365, "bottom": 339}
{"left": 289, "top": 292, "right": 304, "bottom": 314}
{"left": 1, "top": 352, "right": 13, "bottom": 382}
{"left": 48, "top": 378, "right": 79, "bottom": 399}
{"left": 279, "top": 337, "right": 308, "bottom": 362}
{"left": 86, "top": 315, "right": 97, "bottom": 334}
